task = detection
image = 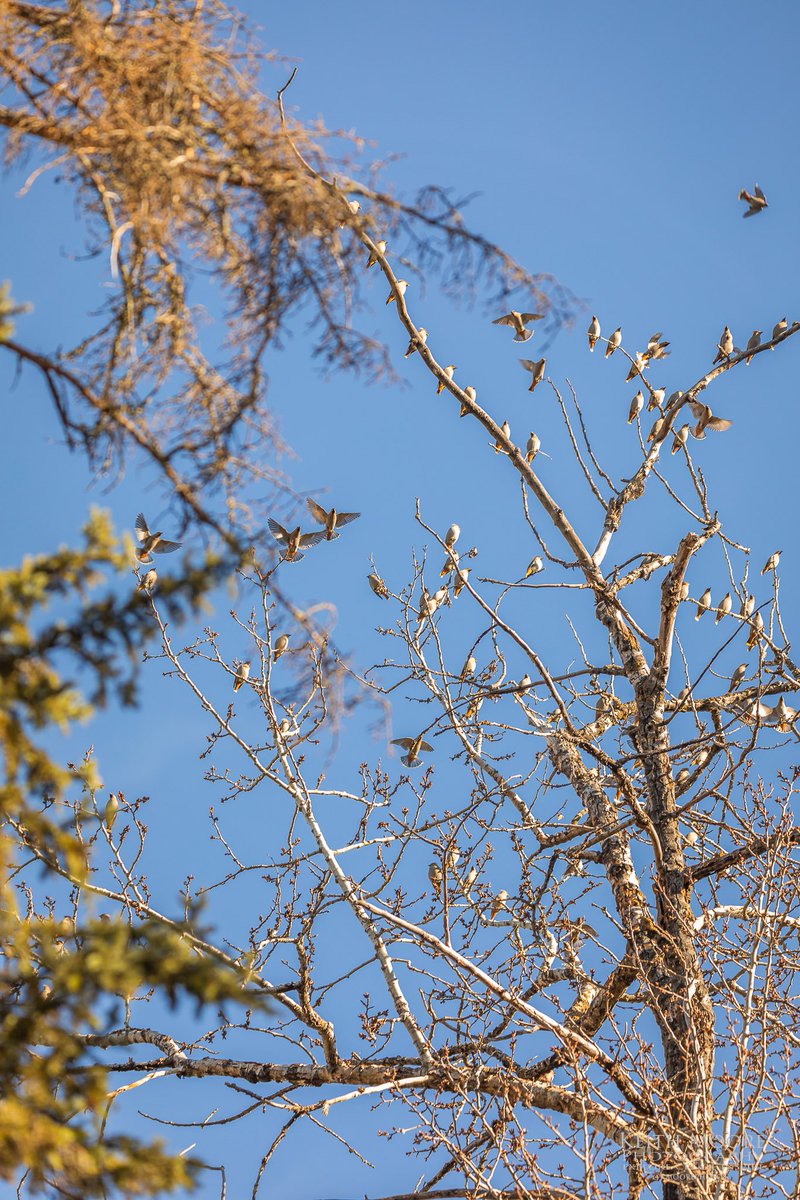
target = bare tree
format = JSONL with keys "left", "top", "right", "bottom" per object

{"left": 30, "top": 115, "right": 800, "bottom": 1200}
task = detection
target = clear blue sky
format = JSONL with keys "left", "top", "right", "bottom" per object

{"left": 2, "top": 2, "right": 799, "bottom": 1196}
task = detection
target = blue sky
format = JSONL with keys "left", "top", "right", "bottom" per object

{"left": 2, "top": 2, "right": 799, "bottom": 1196}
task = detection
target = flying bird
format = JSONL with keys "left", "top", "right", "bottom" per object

{"left": 386, "top": 280, "right": 408, "bottom": 305}
{"left": 587, "top": 315, "right": 600, "bottom": 351}
{"left": 493, "top": 310, "right": 544, "bottom": 342}
{"left": 233, "top": 661, "right": 251, "bottom": 692}
{"left": 520, "top": 358, "right": 546, "bottom": 392}
{"left": 306, "top": 498, "right": 361, "bottom": 541}
{"left": 134, "top": 513, "right": 181, "bottom": 563}
{"left": 739, "top": 184, "right": 767, "bottom": 218}
{"left": 769, "top": 696, "right": 796, "bottom": 732}
{"left": 689, "top": 402, "right": 732, "bottom": 438}
{"left": 605, "top": 328, "right": 622, "bottom": 358}
{"left": 405, "top": 328, "right": 428, "bottom": 358}
{"left": 392, "top": 734, "right": 434, "bottom": 768}
{"left": 437, "top": 365, "right": 456, "bottom": 394}
{"left": 268, "top": 518, "right": 326, "bottom": 562}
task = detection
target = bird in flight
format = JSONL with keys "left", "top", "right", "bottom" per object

{"left": 492, "top": 311, "right": 544, "bottom": 342}
{"left": 739, "top": 184, "right": 767, "bottom": 218}
{"left": 306, "top": 499, "right": 361, "bottom": 541}
{"left": 520, "top": 358, "right": 546, "bottom": 392}
{"left": 268, "top": 518, "right": 326, "bottom": 562}
{"left": 135, "top": 514, "right": 182, "bottom": 563}
{"left": 392, "top": 734, "right": 434, "bottom": 768}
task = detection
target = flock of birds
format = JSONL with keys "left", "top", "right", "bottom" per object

{"left": 131, "top": 180, "right": 790, "bottom": 764}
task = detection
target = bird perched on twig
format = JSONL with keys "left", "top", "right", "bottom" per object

{"left": 625, "top": 352, "right": 647, "bottom": 382}
{"left": 273, "top": 634, "right": 290, "bottom": 662}
{"left": 405, "top": 328, "right": 428, "bottom": 358}
{"left": 428, "top": 862, "right": 443, "bottom": 894}
{"left": 493, "top": 420, "right": 511, "bottom": 452}
{"left": 437, "top": 365, "right": 456, "bottom": 394}
{"left": 525, "top": 432, "right": 541, "bottom": 463}
{"left": 739, "top": 184, "right": 767, "bottom": 218}
{"left": 134, "top": 513, "right": 182, "bottom": 563}
{"left": 520, "top": 358, "right": 546, "bottom": 392}
{"left": 587, "top": 315, "right": 600, "bottom": 351}
{"left": 268, "top": 518, "right": 325, "bottom": 562}
{"left": 392, "top": 734, "right": 433, "bottom": 768}
{"left": 490, "top": 890, "right": 509, "bottom": 919}
{"left": 744, "top": 330, "right": 762, "bottom": 363}
{"left": 695, "top": 588, "right": 712, "bottom": 620}
{"left": 605, "top": 328, "right": 622, "bottom": 358}
{"left": 715, "top": 593, "right": 731, "bottom": 623}
{"left": 233, "top": 661, "right": 251, "bottom": 692}
{"left": 525, "top": 556, "right": 543, "bottom": 577}
{"left": 671, "top": 425, "right": 689, "bottom": 455}
{"left": 368, "top": 572, "right": 389, "bottom": 599}
{"left": 628, "top": 391, "right": 644, "bottom": 424}
{"left": 137, "top": 567, "right": 157, "bottom": 593}
{"left": 445, "top": 524, "right": 460, "bottom": 548}
{"left": 761, "top": 551, "right": 781, "bottom": 574}
{"left": 493, "top": 310, "right": 544, "bottom": 342}
{"left": 771, "top": 317, "right": 787, "bottom": 345}
{"left": 386, "top": 279, "right": 408, "bottom": 305}
{"left": 713, "top": 326, "right": 733, "bottom": 363}
{"left": 365, "top": 240, "right": 387, "bottom": 269}
{"left": 460, "top": 385, "right": 477, "bottom": 417}
{"left": 729, "top": 663, "right": 747, "bottom": 692}
{"left": 306, "top": 498, "right": 360, "bottom": 541}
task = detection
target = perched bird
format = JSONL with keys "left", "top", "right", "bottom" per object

{"left": 689, "top": 401, "right": 732, "bottom": 438}
{"left": 428, "top": 862, "right": 443, "bottom": 894}
{"left": 368, "top": 572, "right": 389, "bottom": 599}
{"left": 392, "top": 734, "right": 433, "bottom": 768}
{"left": 462, "top": 865, "right": 478, "bottom": 892}
{"left": 695, "top": 588, "right": 712, "bottom": 620}
{"left": 366, "top": 240, "right": 387, "bottom": 268}
{"left": 134, "top": 513, "right": 182, "bottom": 563}
{"left": 268, "top": 518, "right": 325, "bottom": 562}
{"left": 460, "top": 654, "right": 477, "bottom": 680}
{"left": 517, "top": 674, "right": 532, "bottom": 695}
{"left": 715, "top": 593, "right": 732, "bottom": 623}
{"left": 675, "top": 767, "right": 690, "bottom": 788}
{"left": 273, "top": 634, "right": 290, "bottom": 662}
{"left": 605, "top": 327, "right": 622, "bottom": 358}
{"left": 671, "top": 424, "right": 689, "bottom": 454}
{"left": 740, "top": 594, "right": 755, "bottom": 618}
{"left": 338, "top": 198, "right": 360, "bottom": 228}
{"left": 405, "top": 328, "right": 428, "bottom": 358}
{"left": 691, "top": 746, "right": 710, "bottom": 768}
{"left": 625, "top": 352, "right": 646, "bottom": 382}
{"left": 525, "top": 432, "right": 541, "bottom": 463}
{"left": 745, "top": 330, "right": 762, "bottom": 363}
{"left": 494, "top": 420, "right": 511, "bottom": 452}
{"left": 746, "top": 611, "right": 764, "bottom": 650}
{"left": 520, "top": 357, "right": 546, "bottom": 391}
{"left": 461, "top": 385, "right": 477, "bottom": 417}
{"left": 628, "top": 391, "right": 644, "bottom": 423}
{"left": 713, "top": 327, "right": 734, "bottom": 363}
{"left": 666, "top": 390, "right": 684, "bottom": 408}
{"left": 446, "top": 846, "right": 461, "bottom": 871}
{"left": 440, "top": 549, "right": 459, "bottom": 578}
{"left": 104, "top": 793, "right": 119, "bottom": 830}
{"left": 445, "top": 523, "right": 461, "bottom": 548}
{"left": 386, "top": 279, "right": 408, "bottom": 305}
{"left": 587, "top": 315, "right": 601, "bottom": 351}
{"left": 306, "top": 498, "right": 361, "bottom": 541}
{"left": 437, "top": 364, "right": 456, "bottom": 395}
{"left": 137, "top": 567, "right": 157, "bottom": 593}
{"left": 729, "top": 663, "right": 747, "bottom": 692}
{"left": 771, "top": 317, "right": 788, "bottom": 344}
{"left": 233, "top": 660, "right": 251, "bottom": 692}
{"left": 680, "top": 581, "right": 690, "bottom": 602}
{"left": 490, "top": 890, "right": 509, "bottom": 919}
{"left": 647, "top": 417, "right": 664, "bottom": 443}
{"left": 761, "top": 550, "right": 781, "bottom": 574}
{"left": 493, "top": 310, "right": 543, "bottom": 342}
{"left": 453, "top": 568, "right": 470, "bottom": 598}
{"left": 525, "top": 556, "right": 543, "bottom": 577}
{"left": 739, "top": 184, "right": 767, "bottom": 218}
{"left": 769, "top": 696, "right": 796, "bottom": 732}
